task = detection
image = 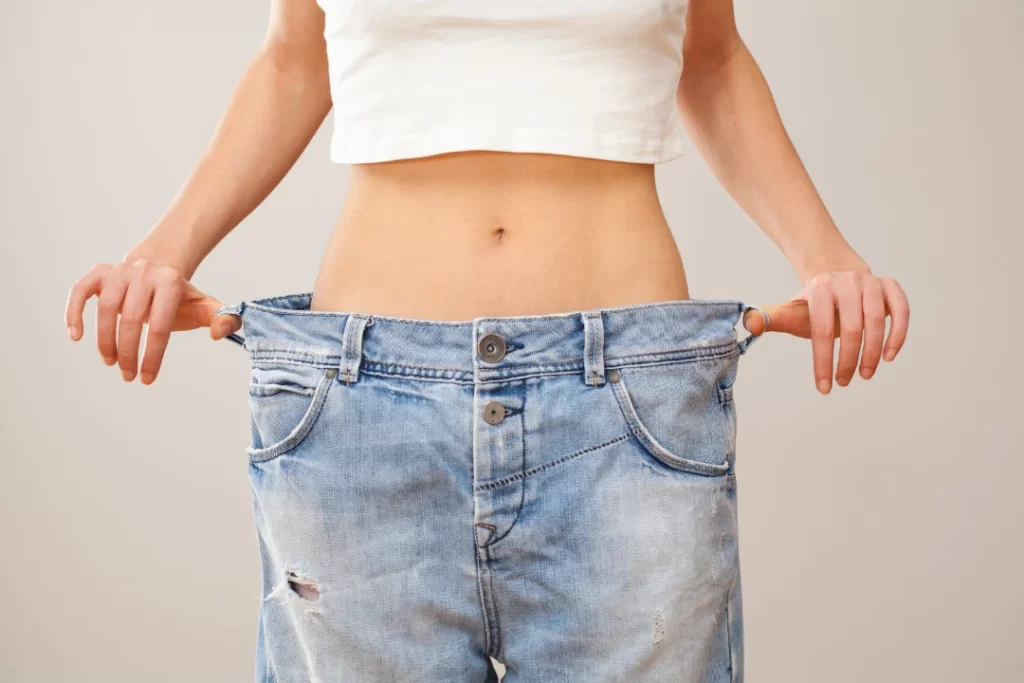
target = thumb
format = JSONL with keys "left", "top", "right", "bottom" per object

{"left": 194, "top": 296, "right": 242, "bottom": 341}
{"left": 210, "top": 312, "right": 242, "bottom": 341}
{"left": 743, "top": 300, "right": 813, "bottom": 338}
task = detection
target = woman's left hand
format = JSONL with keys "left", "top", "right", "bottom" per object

{"left": 742, "top": 270, "right": 910, "bottom": 394}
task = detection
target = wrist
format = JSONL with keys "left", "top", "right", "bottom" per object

{"left": 122, "top": 236, "right": 202, "bottom": 281}
{"left": 788, "top": 236, "right": 870, "bottom": 286}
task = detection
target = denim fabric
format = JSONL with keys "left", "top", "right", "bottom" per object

{"left": 215, "top": 293, "right": 764, "bottom": 683}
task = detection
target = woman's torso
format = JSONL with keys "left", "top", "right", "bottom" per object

{"left": 310, "top": 152, "right": 690, "bottom": 319}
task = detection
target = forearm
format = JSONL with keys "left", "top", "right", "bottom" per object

{"left": 676, "top": 38, "right": 869, "bottom": 284}
{"left": 125, "top": 43, "right": 332, "bottom": 279}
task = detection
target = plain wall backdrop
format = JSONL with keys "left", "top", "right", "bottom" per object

{"left": 2, "top": 1, "right": 1021, "bottom": 681}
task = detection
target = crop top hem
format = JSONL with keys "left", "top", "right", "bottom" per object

{"left": 329, "top": 126, "right": 686, "bottom": 165}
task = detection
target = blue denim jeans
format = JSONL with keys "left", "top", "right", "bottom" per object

{"left": 215, "top": 293, "right": 765, "bottom": 683}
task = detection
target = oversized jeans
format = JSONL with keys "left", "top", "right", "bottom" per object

{"left": 215, "top": 293, "right": 766, "bottom": 683}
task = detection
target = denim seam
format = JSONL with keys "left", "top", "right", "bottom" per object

{"left": 247, "top": 344, "right": 739, "bottom": 385}
{"left": 474, "top": 433, "right": 633, "bottom": 492}
{"left": 476, "top": 343, "right": 739, "bottom": 379}
{"left": 726, "top": 577, "right": 737, "bottom": 682}
{"left": 246, "top": 370, "right": 334, "bottom": 463}
{"left": 374, "top": 351, "right": 739, "bottom": 384}
{"left": 483, "top": 412, "right": 530, "bottom": 547}
{"left": 477, "top": 544, "right": 503, "bottom": 659}
{"left": 473, "top": 536, "right": 494, "bottom": 657}
{"left": 249, "top": 341, "right": 736, "bottom": 371}
{"left": 249, "top": 383, "right": 315, "bottom": 398}
{"left": 611, "top": 378, "right": 732, "bottom": 477}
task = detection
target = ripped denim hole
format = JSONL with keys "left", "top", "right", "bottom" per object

{"left": 267, "top": 567, "right": 322, "bottom": 609}
{"left": 285, "top": 569, "right": 321, "bottom": 601}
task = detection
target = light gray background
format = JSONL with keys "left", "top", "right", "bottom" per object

{"left": 2, "top": 1, "right": 1021, "bottom": 681}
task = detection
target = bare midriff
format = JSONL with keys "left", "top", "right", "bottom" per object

{"left": 310, "top": 151, "right": 690, "bottom": 320}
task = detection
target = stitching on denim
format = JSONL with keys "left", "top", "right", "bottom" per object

{"left": 726, "top": 577, "right": 737, "bottom": 682}
{"left": 611, "top": 377, "right": 731, "bottom": 477}
{"left": 250, "top": 353, "right": 474, "bottom": 379}
{"left": 604, "top": 341, "right": 738, "bottom": 364}
{"left": 247, "top": 343, "right": 739, "bottom": 386}
{"left": 359, "top": 367, "right": 475, "bottom": 384}
{"left": 474, "top": 341, "right": 738, "bottom": 377}
{"left": 474, "top": 535, "right": 496, "bottom": 658}
{"left": 475, "top": 348, "right": 739, "bottom": 386}
{"left": 249, "top": 383, "right": 315, "bottom": 398}
{"left": 248, "top": 349, "right": 346, "bottom": 365}
{"left": 247, "top": 370, "right": 333, "bottom": 463}
{"left": 250, "top": 344, "right": 735, "bottom": 375}
{"left": 474, "top": 433, "right": 633, "bottom": 492}
{"left": 484, "top": 414, "right": 529, "bottom": 547}
{"left": 361, "top": 360, "right": 476, "bottom": 375}
{"left": 479, "top": 544, "right": 503, "bottom": 658}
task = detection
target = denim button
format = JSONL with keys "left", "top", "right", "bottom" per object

{"left": 478, "top": 333, "right": 507, "bottom": 363}
{"left": 482, "top": 400, "right": 506, "bottom": 425}
{"left": 607, "top": 368, "right": 621, "bottom": 383}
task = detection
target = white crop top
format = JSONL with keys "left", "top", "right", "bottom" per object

{"left": 316, "top": 0, "right": 690, "bottom": 165}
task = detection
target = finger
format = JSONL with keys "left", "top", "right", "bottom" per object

{"left": 881, "top": 278, "right": 910, "bottom": 361}
{"left": 117, "top": 273, "right": 155, "bottom": 381}
{"left": 808, "top": 283, "right": 836, "bottom": 394}
{"left": 834, "top": 274, "right": 864, "bottom": 387}
{"left": 742, "top": 306, "right": 771, "bottom": 336}
{"left": 140, "top": 275, "right": 183, "bottom": 385}
{"left": 65, "top": 266, "right": 108, "bottom": 341}
{"left": 95, "top": 265, "right": 131, "bottom": 366}
{"left": 859, "top": 279, "right": 886, "bottom": 379}
{"left": 191, "top": 294, "right": 240, "bottom": 340}
{"left": 746, "top": 300, "right": 811, "bottom": 338}
{"left": 210, "top": 311, "right": 242, "bottom": 341}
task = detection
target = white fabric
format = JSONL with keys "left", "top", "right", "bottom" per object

{"left": 316, "top": 0, "right": 691, "bottom": 164}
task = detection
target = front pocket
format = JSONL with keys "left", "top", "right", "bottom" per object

{"left": 247, "top": 363, "right": 336, "bottom": 463}
{"left": 608, "top": 357, "right": 736, "bottom": 477}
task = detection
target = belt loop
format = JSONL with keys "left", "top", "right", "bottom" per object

{"left": 738, "top": 303, "right": 770, "bottom": 355}
{"left": 339, "top": 313, "right": 371, "bottom": 385}
{"left": 213, "top": 301, "right": 246, "bottom": 348}
{"left": 581, "top": 310, "right": 606, "bottom": 387}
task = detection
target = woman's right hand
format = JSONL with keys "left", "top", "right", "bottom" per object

{"left": 64, "top": 258, "right": 243, "bottom": 385}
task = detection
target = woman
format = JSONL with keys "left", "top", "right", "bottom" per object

{"left": 64, "top": 0, "right": 909, "bottom": 681}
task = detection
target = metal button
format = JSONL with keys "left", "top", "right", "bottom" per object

{"left": 607, "top": 368, "right": 621, "bottom": 383}
{"left": 477, "top": 333, "right": 507, "bottom": 363}
{"left": 325, "top": 368, "right": 337, "bottom": 379}
{"left": 482, "top": 400, "right": 506, "bottom": 425}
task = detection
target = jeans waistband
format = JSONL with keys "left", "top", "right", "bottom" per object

{"left": 215, "top": 293, "right": 766, "bottom": 385}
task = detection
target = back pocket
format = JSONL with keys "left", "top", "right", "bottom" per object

{"left": 247, "top": 362, "right": 336, "bottom": 463}
{"left": 608, "top": 355, "right": 737, "bottom": 477}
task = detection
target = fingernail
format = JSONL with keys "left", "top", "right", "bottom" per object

{"left": 861, "top": 367, "right": 875, "bottom": 379}
{"left": 884, "top": 349, "right": 897, "bottom": 361}
{"left": 141, "top": 372, "right": 155, "bottom": 385}
{"left": 122, "top": 369, "right": 135, "bottom": 382}
{"left": 836, "top": 377, "right": 849, "bottom": 387}
{"left": 67, "top": 325, "right": 79, "bottom": 340}
{"left": 817, "top": 379, "right": 831, "bottom": 394}
{"left": 103, "top": 356, "right": 117, "bottom": 366}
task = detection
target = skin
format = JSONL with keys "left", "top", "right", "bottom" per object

{"left": 65, "top": 0, "right": 909, "bottom": 394}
